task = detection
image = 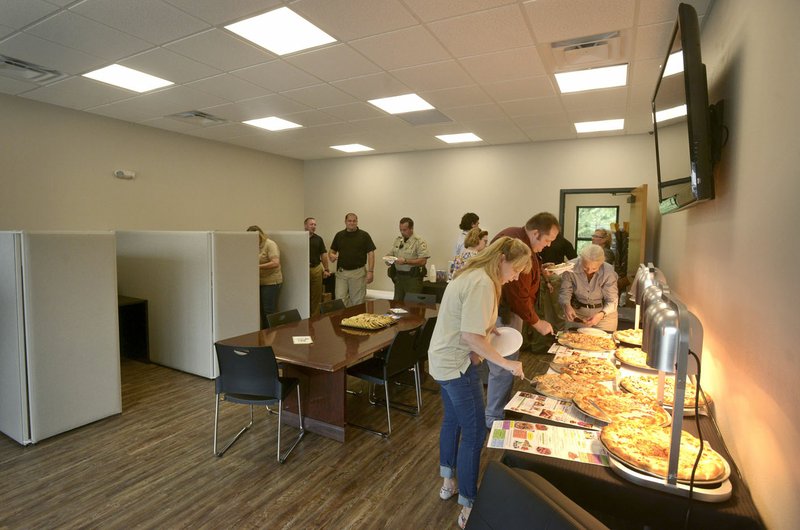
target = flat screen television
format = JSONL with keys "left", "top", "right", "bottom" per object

{"left": 652, "top": 3, "right": 723, "bottom": 215}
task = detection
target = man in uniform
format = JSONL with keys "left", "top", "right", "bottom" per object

{"left": 485, "top": 212, "right": 560, "bottom": 428}
{"left": 329, "top": 213, "right": 376, "bottom": 307}
{"left": 384, "top": 217, "right": 430, "bottom": 301}
{"left": 305, "top": 217, "right": 331, "bottom": 315}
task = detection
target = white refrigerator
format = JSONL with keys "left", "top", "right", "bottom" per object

{"left": 0, "top": 231, "right": 122, "bottom": 445}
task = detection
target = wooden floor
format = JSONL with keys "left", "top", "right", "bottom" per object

{"left": 0, "top": 350, "right": 553, "bottom": 529}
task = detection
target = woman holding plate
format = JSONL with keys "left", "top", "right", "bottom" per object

{"left": 559, "top": 243, "right": 619, "bottom": 332}
{"left": 427, "top": 236, "right": 529, "bottom": 529}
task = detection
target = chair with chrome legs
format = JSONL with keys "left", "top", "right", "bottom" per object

{"left": 213, "top": 343, "right": 304, "bottom": 463}
{"left": 346, "top": 326, "right": 421, "bottom": 438}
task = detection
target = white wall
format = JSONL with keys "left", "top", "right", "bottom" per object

{"left": 0, "top": 94, "right": 304, "bottom": 232}
{"left": 655, "top": 1, "right": 799, "bottom": 528}
{"left": 304, "top": 136, "right": 657, "bottom": 292}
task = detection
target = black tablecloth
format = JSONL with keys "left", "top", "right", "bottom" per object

{"left": 501, "top": 415, "right": 764, "bottom": 530}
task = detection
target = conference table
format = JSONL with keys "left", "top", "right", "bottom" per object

{"left": 217, "top": 299, "right": 438, "bottom": 442}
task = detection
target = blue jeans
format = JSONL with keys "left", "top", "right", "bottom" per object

{"left": 485, "top": 313, "right": 522, "bottom": 428}
{"left": 437, "top": 364, "right": 487, "bottom": 507}
{"left": 259, "top": 283, "right": 281, "bottom": 328}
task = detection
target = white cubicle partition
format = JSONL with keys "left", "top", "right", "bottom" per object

{"left": 116, "top": 231, "right": 259, "bottom": 379}
{"left": 0, "top": 231, "right": 121, "bottom": 445}
{"left": 270, "top": 231, "right": 310, "bottom": 318}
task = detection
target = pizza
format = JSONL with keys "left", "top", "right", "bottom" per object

{"left": 620, "top": 375, "right": 710, "bottom": 409}
{"left": 533, "top": 373, "right": 589, "bottom": 401}
{"left": 557, "top": 331, "right": 616, "bottom": 351}
{"left": 558, "top": 357, "right": 619, "bottom": 382}
{"left": 614, "top": 347, "right": 656, "bottom": 370}
{"left": 613, "top": 328, "right": 643, "bottom": 346}
{"left": 601, "top": 419, "right": 728, "bottom": 482}
{"left": 340, "top": 313, "right": 395, "bottom": 330}
{"left": 573, "top": 386, "right": 670, "bottom": 426}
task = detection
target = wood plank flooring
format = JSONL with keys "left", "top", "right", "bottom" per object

{"left": 0, "top": 350, "right": 553, "bottom": 529}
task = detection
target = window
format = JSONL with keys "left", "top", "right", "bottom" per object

{"left": 575, "top": 206, "right": 619, "bottom": 254}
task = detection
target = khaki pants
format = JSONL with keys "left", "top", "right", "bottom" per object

{"left": 309, "top": 263, "right": 323, "bottom": 315}
{"left": 335, "top": 266, "right": 366, "bottom": 307}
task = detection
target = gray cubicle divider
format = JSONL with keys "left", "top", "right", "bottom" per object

{"left": 270, "top": 231, "right": 310, "bottom": 318}
{"left": 116, "top": 231, "right": 259, "bottom": 379}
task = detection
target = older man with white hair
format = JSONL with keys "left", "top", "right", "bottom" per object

{"left": 559, "top": 243, "right": 619, "bottom": 332}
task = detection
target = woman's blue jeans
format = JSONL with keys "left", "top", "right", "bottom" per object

{"left": 437, "top": 363, "right": 487, "bottom": 507}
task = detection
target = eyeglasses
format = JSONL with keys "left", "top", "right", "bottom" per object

{"left": 591, "top": 234, "right": 603, "bottom": 238}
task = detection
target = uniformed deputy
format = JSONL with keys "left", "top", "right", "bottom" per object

{"left": 384, "top": 217, "right": 431, "bottom": 301}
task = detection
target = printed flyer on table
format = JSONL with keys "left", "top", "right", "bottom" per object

{"left": 505, "top": 391, "right": 600, "bottom": 430}
{"left": 488, "top": 420, "right": 609, "bottom": 466}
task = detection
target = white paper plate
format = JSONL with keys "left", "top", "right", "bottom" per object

{"left": 383, "top": 256, "right": 397, "bottom": 264}
{"left": 578, "top": 327, "right": 609, "bottom": 337}
{"left": 490, "top": 327, "right": 523, "bottom": 357}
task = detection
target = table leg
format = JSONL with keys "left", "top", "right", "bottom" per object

{"left": 281, "top": 365, "right": 347, "bottom": 442}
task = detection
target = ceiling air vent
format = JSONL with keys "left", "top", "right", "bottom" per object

{"left": 166, "top": 110, "right": 228, "bottom": 126}
{"left": 551, "top": 31, "right": 624, "bottom": 67}
{"left": 0, "top": 55, "right": 67, "bottom": 84}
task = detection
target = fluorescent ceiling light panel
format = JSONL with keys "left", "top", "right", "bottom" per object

{"left": 574, "top": 119, "right": 624, "bottom": 133}
{"left": 655, "top": 104, "right": 687, "bottom": 123}
{"left": 663, "top": 51, "right": 684, "bottom": 77}
{"left": 555, "top": 64, "right": 628, "bottom": 94}
{"left": 82, "top": 64, "right": 173, "bottom": 93}
{"left": 331, "top": 144, "right": 374, "bottom": 153}
{"left": 436, "top": 133, "right": 483, "bottom": 144}
{"left": 244, "top": 116, "right": 302, "bottom": 131}
{"left": 225, "top": 7, "right": 335, "bottom": 55}
{"left": 368, "top": 93, "right": 434, "bottom": 114}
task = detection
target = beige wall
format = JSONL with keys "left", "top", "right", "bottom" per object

{"left": 305, "top": 136, "right": 657, "bottom": 292}
{"left": 655, "top": 1, "right": 798, "bottom": 528}
{"left": 0, "top": 94, "right": 304, "bottom": 232}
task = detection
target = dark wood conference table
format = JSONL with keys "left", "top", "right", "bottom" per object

{"left": 217, "top": 299, "right": 438, "bottom": 442}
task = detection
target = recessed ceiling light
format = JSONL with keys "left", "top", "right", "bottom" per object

{"left": 574, "top": 119, "right": 624, "bottom": 133}
{"left": 663, "top": 51, "right": 684, "bottom": 77}
{"left": 331, "top": 144, "right": 374, "bottom": 153}
{"left": 243, "top": 117, "right": 303, "bottom": 131}
{"left": 82, "top": 64, "right": 173, "bottom": 93}
{"left": 368, "top": 94, "right": 434, "bottom": 114}
{"left": 436, "top": 133, "right": 483, "bottom": 144}
{"left": 225, "top": 7, "right": 336, "bottom": 56}
{"left": 554, "top": 64, "right": 628, "bottom": 94}
{"left": 655, "top": 104, "right": 687, "bottom": 123}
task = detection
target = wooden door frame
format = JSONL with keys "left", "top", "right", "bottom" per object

{"left": 558, "top": 187, "right": 635, "bottom": 228}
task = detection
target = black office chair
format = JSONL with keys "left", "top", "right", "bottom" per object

{"left": 465, "top": 462, "right": 609, "bottom": 530}
{"left": 413, "top": 316, "right": 438, "bottom": 397}
{"left": 320, "top": 298, "right": 346, "bottom": 314}
{"left": 346, "top": 326, "right": 421, "bottom": 438}
{"left": 266, "top": 308, "right": 301, "bottom": 328}
{"left": 404, "top": 292, "right": 436, "bottom": 305}
{"left": 213, "top": 343, "right": 305, "bottom": 463}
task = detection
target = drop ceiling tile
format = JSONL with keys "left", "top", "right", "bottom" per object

{"left": 331, "top": 72, "right": 410, "bottom": 100}
{"left": 391, "top": 60, "right": 473, "bottom": 92}
{"left": 1, "top": 0, "right": 59, "bottom": 28}
{"left": 443, "top": 103, "right": 506, "bottom": 122}
{"left": 72, "top": 0, "right": 209, "bottom": 45}
{"left": 427, "top": 4, "right": 534, "bottom": 58}
{"left": 483, "top": 75, "right": 555, "bottom": 103}
{"left": 634, "top": 21, "right": 674, "bottom": 60}
{"left": 166, "top": 29, "right": 274, "bottom": 71}
{"left": 629, "top": 57, "right": 661, "bottom": 92}
{"left": 499, "top": 96, "right": 564, "bottom": 117}
{"left": 182, "top": 122, "right": 257, "bottom": 140}
{"left": 162, "top": 0, "right": 282, "bottom": 25}
{"left": 91, "top": 85, "right": 228, "bottom": 121}
{"left": 524, "top": 0, "right": 636, "bottom": 44}
{"left": 26, "top": 11, "right": 152, "bottom": 62}
{"left": 402, "top": 0, "right": 518, "bottom": 22}
{"left": 637, "top": 0, "right": 710, "bottom": 25}
{"left": 418, "top": 85, "right": 493, "bottom": 110}
{"left": 0, "top": 23, "right": 13, "bottom": 40}
{"left": 513, "top": 111, "right": 572, "bottom": 129}
{"left": 43, "top": 0, "right": 75, "bottom": 6}
{"left": 292, "top": 0, "right": 418, "bottom": 40}
{"left": 21, "top": 76, "right": 133, "bottom": 109}
{"left": 0, "top": 32, "right": 105, "bottom": 74}
{"left": 320, "top": 102, "right": 384, "bottom": 122}
{"left": 87, "top": 100, "right": 162, "bottom": 123}
{"left": 0, "top": 75, "right": 40, "bottom": 95}
{"left": 561, "top": 86, "right": 627, "bottom": 111}
{"left": 281, "top": 83, "right": 356, "bottom": 108}
{"left": 283, "top": 109, "right": 341, "bottom": 127}
{"left": 186, "top": 74, "right": 267, "bottom": 102}
{"left": 350, "top": 26, "right": 451, "bottom": 70}
{"left": 285, "top": 44, "right": 382, "bottom": 82}
{"left": 467, "top": 119, "right": 529, "bottom": 144}
{"left": 524, "top": 124, "right": 576, "bottom": 142}
{"left": 232, "top": 61, "right": 321, "bottom": 92}
{"left": 121, "top": 47, "right": 221, "bottom": 84}
{"left": 141, "top": 116, "right": 203, "bottom": 134}
{"left": 203, "top": 94, "right": 310, "bottom": 122}
{"left": 566, "top": 105, "right": 627, "bottom": 123}
{"left": 459, "top": 46, "right": 545, "bottom": 84}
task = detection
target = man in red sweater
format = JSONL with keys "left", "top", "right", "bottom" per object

{"left": 485, "top": 212, "right": 560, "bottom": 428}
